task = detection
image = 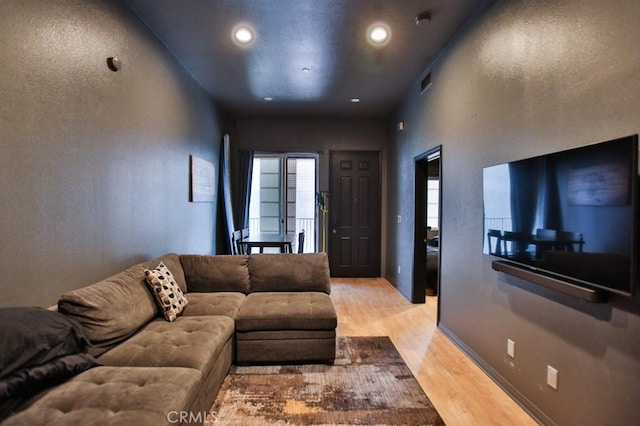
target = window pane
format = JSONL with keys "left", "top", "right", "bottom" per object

{"left": 427, "top": 178, "right": 439, "bottom": 229}
{"left": 260, "top": 159, "right": 280, "bottom": 173}
{"left": 260, "top": 203, "right": 279, "bottom": 216}
{"left": 261, "top": 173, "right": 280, "bottom": 187}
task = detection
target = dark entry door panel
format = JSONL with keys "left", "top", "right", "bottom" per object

{"left": 329, "top": 152, "right": 381, "bottom": 277}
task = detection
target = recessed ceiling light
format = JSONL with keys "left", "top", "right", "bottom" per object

{"left": 233, "top": 25, "right": 254, "bottom": 45}
{"left": 367, "top": 23, "right": 390, "bottom": 46}
{"left": 350, "top": 98, "right": 361, "bottom": 103}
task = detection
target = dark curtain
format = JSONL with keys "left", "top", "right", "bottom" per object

{"left": 220, "top": 134, "right": 235, "bottom": 254}
{"left": 234, "top": 150, "right": 254, "bottom": 230}
{"left": 509, "top": 160, "right": 539, "bottom": 251}
{"left": 539, "top": 158, "right": 562, "bottom": 230}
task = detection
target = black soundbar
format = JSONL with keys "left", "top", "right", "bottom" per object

{"left": 492, "top": 260, "right": 608, "bottom": 303}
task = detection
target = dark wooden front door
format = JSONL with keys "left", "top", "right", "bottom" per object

{"left": 329, "top": 151, "right": 381, "bottom": 277}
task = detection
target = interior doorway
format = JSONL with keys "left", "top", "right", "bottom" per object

{"left": 413, "top": 147, "right": 441, "bottom": 308}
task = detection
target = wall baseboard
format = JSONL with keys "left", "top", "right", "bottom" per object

{"left": 438, "top": 324, "right": 554, "bottom": 426}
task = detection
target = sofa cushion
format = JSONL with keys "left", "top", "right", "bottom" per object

{"left": 97, "top": 315, "right": 234, "bottom": 374}
{"left": 235, "top": 292, "right": 337, "bottom": 332}
{"left": 58, "top": 261, "right": 158, "bottom": 357}
{"left": 152, "top": 253, "right": 187, "bottom": 293}
{"left": 248, "top": 253, "right": 331, "bottom": 293}
{"left": 180, "top": 255, "right": 250, "bottom": 293}
{"left": 182, "top": 292, "right": 246, "bottom": 318}
{"left": 144, "top": 262, "right": 188, "bottom": 322}
{"left": 3, "top": 366, "right": 202, "bottom": 426}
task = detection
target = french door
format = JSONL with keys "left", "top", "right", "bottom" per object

{"left": 248, "top": 154, "right": 317, "bottom": 253}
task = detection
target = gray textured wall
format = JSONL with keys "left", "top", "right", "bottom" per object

{"left": 0, "top": 0, "right": 224, "bottom": 307}
{"left": 387, "top": 0, "right": 640, "bottom": 424}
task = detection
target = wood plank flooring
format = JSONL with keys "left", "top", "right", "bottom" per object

{"left": 331, "top": 277, "right": 537, "bottom": 426}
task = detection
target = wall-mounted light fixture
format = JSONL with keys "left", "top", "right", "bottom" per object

{"left": 106, "top": 57, "right": 121, "bottom": 72}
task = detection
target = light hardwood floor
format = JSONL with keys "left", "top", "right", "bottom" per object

{"left": 331, "top": 277, "right": 537, "bottom": 426}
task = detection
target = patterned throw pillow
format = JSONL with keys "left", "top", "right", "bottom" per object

{"left": 144, "top": 262, "right": 188, "bottom": 322}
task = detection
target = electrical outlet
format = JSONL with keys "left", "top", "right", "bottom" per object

{"left": 397, "top": 265, "right": 401, "bottom": 274}
{"left": 547, "top": 365, "right": 558, "bottom": 390}
{"left": 507, "top": 339, "right": 516, "bottom": 358}
{"left": 397, "top": 215, "right": 402, "bottom": 223}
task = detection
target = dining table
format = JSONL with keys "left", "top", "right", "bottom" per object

{"left": 239, "top": 233, "right": 295, "bottom": 254}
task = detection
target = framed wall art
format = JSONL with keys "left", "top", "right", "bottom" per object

{"left": 190, "top": 155, "right": 215, "bottom": 202}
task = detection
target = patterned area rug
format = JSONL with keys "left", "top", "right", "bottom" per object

{"left": 209, "top": 336, "right": 445, "bottom": 425}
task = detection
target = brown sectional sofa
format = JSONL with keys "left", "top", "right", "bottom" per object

{"left": 4, "top": 252, "right": 336, "bottom": 426}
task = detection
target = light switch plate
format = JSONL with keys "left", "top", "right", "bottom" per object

{"left": 547, "top": 365, "right": 558, "bottom": 390}
{"left": 507, "top": 339, "right": 515, "bottom": 358}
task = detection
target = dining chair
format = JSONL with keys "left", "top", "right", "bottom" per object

{"left": 233, "top": 229, "right": 245, "bottom": 255}
{"left": 487, "top": 229, "right": 503, "bottom": 255}
{"left": 240, "top": 228, "right": 250, "bottom": 254}
{"left": 557, "top": 231, "right": 584, "bottom": 252}
{"left": 535, "top": 228, "right": 557, "bottom": 240}
{"left": 503, "top": 231, "right": 529, "bottom": 257}
{"left": 297, "top": 230, "right": 305, "bottom": 253}
{"left": 230, "top": 231, "right": 239, "bottom": 255}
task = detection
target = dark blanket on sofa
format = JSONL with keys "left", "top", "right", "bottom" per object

{"left": 0, "top": 307, "right": 100, "bottom": 421}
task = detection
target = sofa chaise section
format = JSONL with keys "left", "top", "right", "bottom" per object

{"left": 178, "top": 252, "right": 337, "bottom": 364}
{"left": 235, "top": 253, "right": 337, "bottom": 364}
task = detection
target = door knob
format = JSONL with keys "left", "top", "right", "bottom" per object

{"left": 332, "top": 229, "right": 337, "bottom": 234}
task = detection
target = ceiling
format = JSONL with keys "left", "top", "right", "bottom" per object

{"left": 124, "top": 0, "right": 483, "bottom": 117}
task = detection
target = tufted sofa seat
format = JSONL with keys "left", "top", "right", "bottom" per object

{"left": 4, "top": 252, "right": 336, "bottom": 425}
{"left": 97, "top": 315, "right": 235, "bottom": 415}
{"left": 5, "top": 367, "right": 203, "bottom": 426}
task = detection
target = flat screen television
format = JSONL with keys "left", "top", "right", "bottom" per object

{"left": 483, "top": 134, "right": 638, "bottom": 297}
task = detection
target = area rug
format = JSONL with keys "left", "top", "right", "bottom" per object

{"left": 209, "top": 336, "right": 445, "bottom": 425}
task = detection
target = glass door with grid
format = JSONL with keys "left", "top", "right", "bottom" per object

{"left": 248, "top": 154, "right": 317, "bottom": 253}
